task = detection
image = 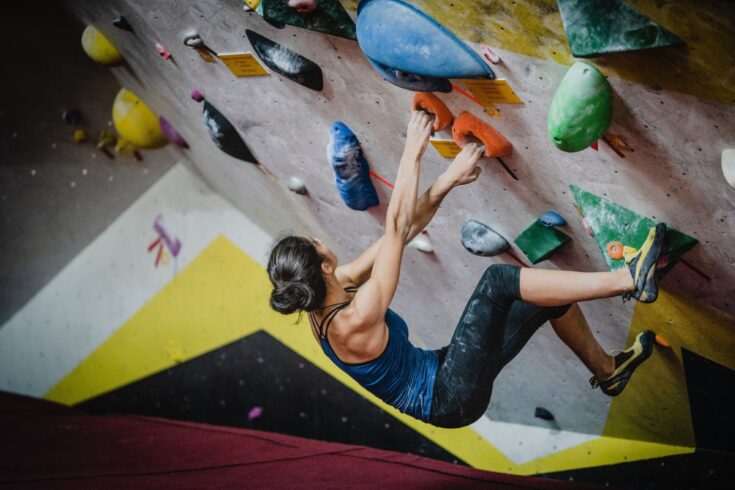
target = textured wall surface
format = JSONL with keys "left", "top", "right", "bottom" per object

{"left": 2, "top": 0, "right": 734, "bottom": 483}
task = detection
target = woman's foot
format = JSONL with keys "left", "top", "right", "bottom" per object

{"left": 622, "top": 223, "right": 667, "bottom": 303}
{"left": 589, "top": 330, "right": 654, "bottom": 396}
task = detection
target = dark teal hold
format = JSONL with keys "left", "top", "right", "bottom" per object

{"left": 540, "top": 210, "right": 567, "bottom": 227}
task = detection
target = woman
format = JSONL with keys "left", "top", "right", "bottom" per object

{"left": 267, "top": 111, "right": 664, "bottom": 428}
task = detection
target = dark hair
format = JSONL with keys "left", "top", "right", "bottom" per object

{"left": 267, "top": 235, "right": 327, "bottom": 314}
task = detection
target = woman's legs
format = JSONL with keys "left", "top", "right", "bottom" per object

{"left": 519, "top": 267, "right": 634, "bottom": 307}
{"left": 549, "top": 303, "right": 614, "bottom": 379}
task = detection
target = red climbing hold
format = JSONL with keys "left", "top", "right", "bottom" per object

{"left": 411, "top": 92, "right": 453, "bottom": 131}
{"left": 451, "top": 111, "right": 512, "bottom": 158}
{"left": 654, "top": 333, "right": 671, "bottom": 347}
{"left": 156, "top": 42, "right": 172, "bottom": 60}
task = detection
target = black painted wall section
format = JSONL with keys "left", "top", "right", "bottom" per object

{"left": 78, "top": 331, "right": 462, "bottom": 465}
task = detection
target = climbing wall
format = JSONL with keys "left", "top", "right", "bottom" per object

{"left": 1, "top": 0, "right": 733, "bottom": 487}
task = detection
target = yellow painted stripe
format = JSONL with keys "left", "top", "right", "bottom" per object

{"left": 46, "top": 235, "right": 701, "bottom": 475}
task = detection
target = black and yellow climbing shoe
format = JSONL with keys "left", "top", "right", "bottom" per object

{"left": 622, "top": 223, "right": 667, "bottom": 303}
{"left": 590, "top": 330, "right": 654, "bottom": 396}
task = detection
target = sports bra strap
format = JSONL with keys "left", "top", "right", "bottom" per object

{"left": 309, "top": 287, "right": 358, "bottom": 339}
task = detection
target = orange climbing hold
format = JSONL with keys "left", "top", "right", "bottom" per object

{"left": 654, "top": 333, "right": 671, "bottom": 347}
{"left": 411, "top": 92, "right": 453, "bottom": 131}
{"left": 607, "top": 241, "right": 624, "bottom": 260}
{"left": 451, "top": 111, "right": 512, "bottom": 158}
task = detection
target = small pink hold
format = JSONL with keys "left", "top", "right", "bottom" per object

{"left": 482, "top": 45, "right": 501, "bottom": 65}
{"left": 288, "top": 0, "right": 318, "bottom": 14}
{"left": 248, "top": 406, "right": 263, "bottom": 420}
{"left": 156, "top": 42, "right": 172, "bottom": 60}
{"left": 191, "top": 89, "right": 205, "bottom": 102}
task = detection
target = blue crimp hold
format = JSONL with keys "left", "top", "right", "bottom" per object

{"left": 327, "top": 121, "right": 379, "bottom": 211}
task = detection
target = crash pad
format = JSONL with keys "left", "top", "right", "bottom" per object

{"left": 557, "top": 0, "right": 683, "bottom": 57}
{"left": 514, "top": 219, "right": 571, "bottom": 264}
{"left": 81, "top": 25, "right": 123, "bottom": 66}
{"left": 112, "top": 89, "right": 167, "bottom": 149}
{"left": 202, "top": 101, "right": 257, "bottom": 164}
{"left": 246, "top": 30, "right": 323, "bottom": 91}
{"left": 259, "top": 0, "right": 356, "bottom": 40}
{"left": 548, "top": 62, "right": 612, "bottom": 152}
{"left": 327, "top": 121, "right": 379, "bottom": 211}
{"left": 571, "top": 185, "right": 697, "bottom": 274}
{"left": 356, "top": 0, "right": 494, "bottom": 79}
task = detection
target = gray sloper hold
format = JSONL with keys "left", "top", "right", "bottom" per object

{"left": 461, "top": 219, "right": 510, "bottom": 257}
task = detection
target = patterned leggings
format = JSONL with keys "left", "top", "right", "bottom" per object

{"left": 429, "top": 264, "right": 570, "bottom": 428}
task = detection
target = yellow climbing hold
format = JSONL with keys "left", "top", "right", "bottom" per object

{"left": 244, "top": 0, "right": 261, "bottom": 9}
{"left": 111, "top": 88, "right": 168, "bottom": 149}
{"left": 73, "top": 128, "right": 87, "bottom": 143}
{"left": 81, "top": 25, "right": 123, "bottom": 66}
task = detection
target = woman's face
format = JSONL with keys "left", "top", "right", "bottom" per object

{"left": 308, "top": 237, "right": 338, "bottom": 269}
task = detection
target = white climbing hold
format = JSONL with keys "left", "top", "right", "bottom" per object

{"left": 409, "top": 234, "right": 433, "bottom": 253}
{"left": 287, "top": 176, "right": 307, "bottom": 195}
{"left": 722, "top": 149, "right": 735, "bottom": 189}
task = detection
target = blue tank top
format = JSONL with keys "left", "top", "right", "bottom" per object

{"left": 313, "top": 304, "right": 438, "bottom": 422}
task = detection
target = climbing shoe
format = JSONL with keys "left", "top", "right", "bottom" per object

{"left": 622, "top": 222, "right": 667, "bottom": 303}
{"left": 590, "top": 330, "right": 654, "bottom": 396}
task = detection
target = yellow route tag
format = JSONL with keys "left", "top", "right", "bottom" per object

{"left": 462, "top": 79, "right": 523, "bottom": 105}
{"left": 218, "top": 52, "right": 269, "bottom": 77}
{"left": 430, "top": 139, "right": 461, "bottom": 158}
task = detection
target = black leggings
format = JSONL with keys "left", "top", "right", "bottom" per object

{"left": 429, "top": 264, "right": 570, "bottom": 428}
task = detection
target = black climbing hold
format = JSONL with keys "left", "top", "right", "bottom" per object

{"left": 245, "top": 30, "right": 324, "bottom": 92}
{"left": 202, "top": 101, "right": 257, "bottom": 164}
{"left": 112, "top": 15, "right": 133, "bottom": 32}
{"left": 535, "top": 407, "right": 555, "bottom": 421}
{"left": 62, "top": 109, "right": 82, "bottom": 125}
{"left": 460, "top": 219, "right": 510, "bottom": 257}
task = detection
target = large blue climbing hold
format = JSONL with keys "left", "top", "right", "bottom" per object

{"left": 357, "top": 0, "right": 494, "bottom": 80}
{"left": 365, "top": 56, "right": 452, "bottom": 93}
{"left": 328, "top": 121, "right": 379, "bottom": 211}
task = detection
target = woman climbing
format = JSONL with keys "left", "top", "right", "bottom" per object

{"left": 267, "top": 111, "right": 664, "bottom": 428}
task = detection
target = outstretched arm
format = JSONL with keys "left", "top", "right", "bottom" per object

{"left": 336, "top": 142, "right": 484, "bottom": 289}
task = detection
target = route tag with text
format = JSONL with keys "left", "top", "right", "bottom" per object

{"left": 462, "top": 79, "right": 523, "bottom": 105}
{"left": 218, "top": 52, "right": 269, "bottom": 77}
{"left": 430, "top": 139, "right": 461, "bottom": 158}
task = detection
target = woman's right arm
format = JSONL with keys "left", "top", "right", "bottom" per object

{"left": 348, "top": 112, "right": 432, "bottom": 327}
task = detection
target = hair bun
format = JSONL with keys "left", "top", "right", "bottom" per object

{"left": 270, "top": 281, "right": 314, "bottom": 315}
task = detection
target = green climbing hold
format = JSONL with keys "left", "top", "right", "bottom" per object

{"left": 570, "top": 185, "right": 697, "bottom": 276}
{"left": 259, "top": 0, "right": 356, "bottom": 40}
{"left": 514, "top": 219, "right": 571, "bottom": 264}
{"left": 547, "top": 62, "right": 612, "bottom": 153}
{"left": 557, "top": 0, "right": 683, "bottom": 57}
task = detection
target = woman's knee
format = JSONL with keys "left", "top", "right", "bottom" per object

{"left": 479, "top": 264, "right": 521, "bottom": 304}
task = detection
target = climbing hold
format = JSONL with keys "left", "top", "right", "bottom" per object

{"left": 191, "top": 89, "right": 205, "bottom": 102}
{"left": 623, "top": 245, "right": 637, "bottom": 256}
{"left": 409, "top": 234, "right": 433, "bottom": 253}
{"left": 654, "top": 333, "right": 671, "bottom": 348}
{"left": 62, "top": 109, "right": 82, "bottom": 125}
{"left": 514, "top": 219, "right": 571, "bottom": 264}
{"left": 114, "top": 138, "right": 137, "bottom": 158}
{"left": 452, "top": 111, "right": 512, "bottom": 158}
{"left": 287, "top": 176, "right": 307, "bottom": 195}
{"left": 607, "top": 241, "right": 624, "bottom": 260}
{"left": 248, "top": 406, "right": 263, "bottom": 420}
{"left": 112, "top": 15, "right": 133, "bottom": 32}
{"left": 534, "top": 407, "right": 555, "bottom": 421}
{"left": 81, "top": 25, "right": 124, "bottom": 66}
{"left": 153, "top": 215, "right": 182, "bottom": 257}
{"left": 460, "top": 220, "right": 510, "bottom": 257}
{"left": 364, "top": 56, "right": 451, "bottom": 93}
{"left": 112, "top": 88, "right": 168, "bottom": 149}
{"left": 261, "top": 0, "right": 356, "bottom": 40}
{"left": 97, "top": 129, "right": 116, "bottom": 150}
{"left": 203, "top": 101, "right": 258, "bottom": 164}
{"left": 548, "top": 62, "right": 612, "bottom": 152}
{"left": 481, "top": 45, "right": 501, "bottom": 65}
{"left": 159, "top": 117, "right": 189, "bottom": 149}
{"left": 288, "top": 0, "right": 317, "bottom": 14}
{"left": 722, "top": 149, "right": 735, "bottom": 189}
{"left": 328, "top": 122, "right": 379, "bottom": 211}
{"left": 411, "top": 92, "right": 453, "bottom": 132}
{"left": 571, "top": 185, "right": 698, "bottom": 277}
{"left": 539, "top": 210, "right": 567, "bottom": 227}
{"left": 73, "top": 129, "right": 87, "bottom": 143}
{"left": 182, "top": 30, "right": 204, "bottom": 48}
{"left": 245, "top": 30, "right": 324, "bottom": 91}
{"left": 557, "top": 0, "right": 683, "bottom": 57}
{"left": 155, "top": 42, "right": 172, "bottom": 60}
{"left": 244, "top": 0, "right": 261, "bottom": 9}
{"left": 357, "top": 0, "right": 494, "bottom": 79}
